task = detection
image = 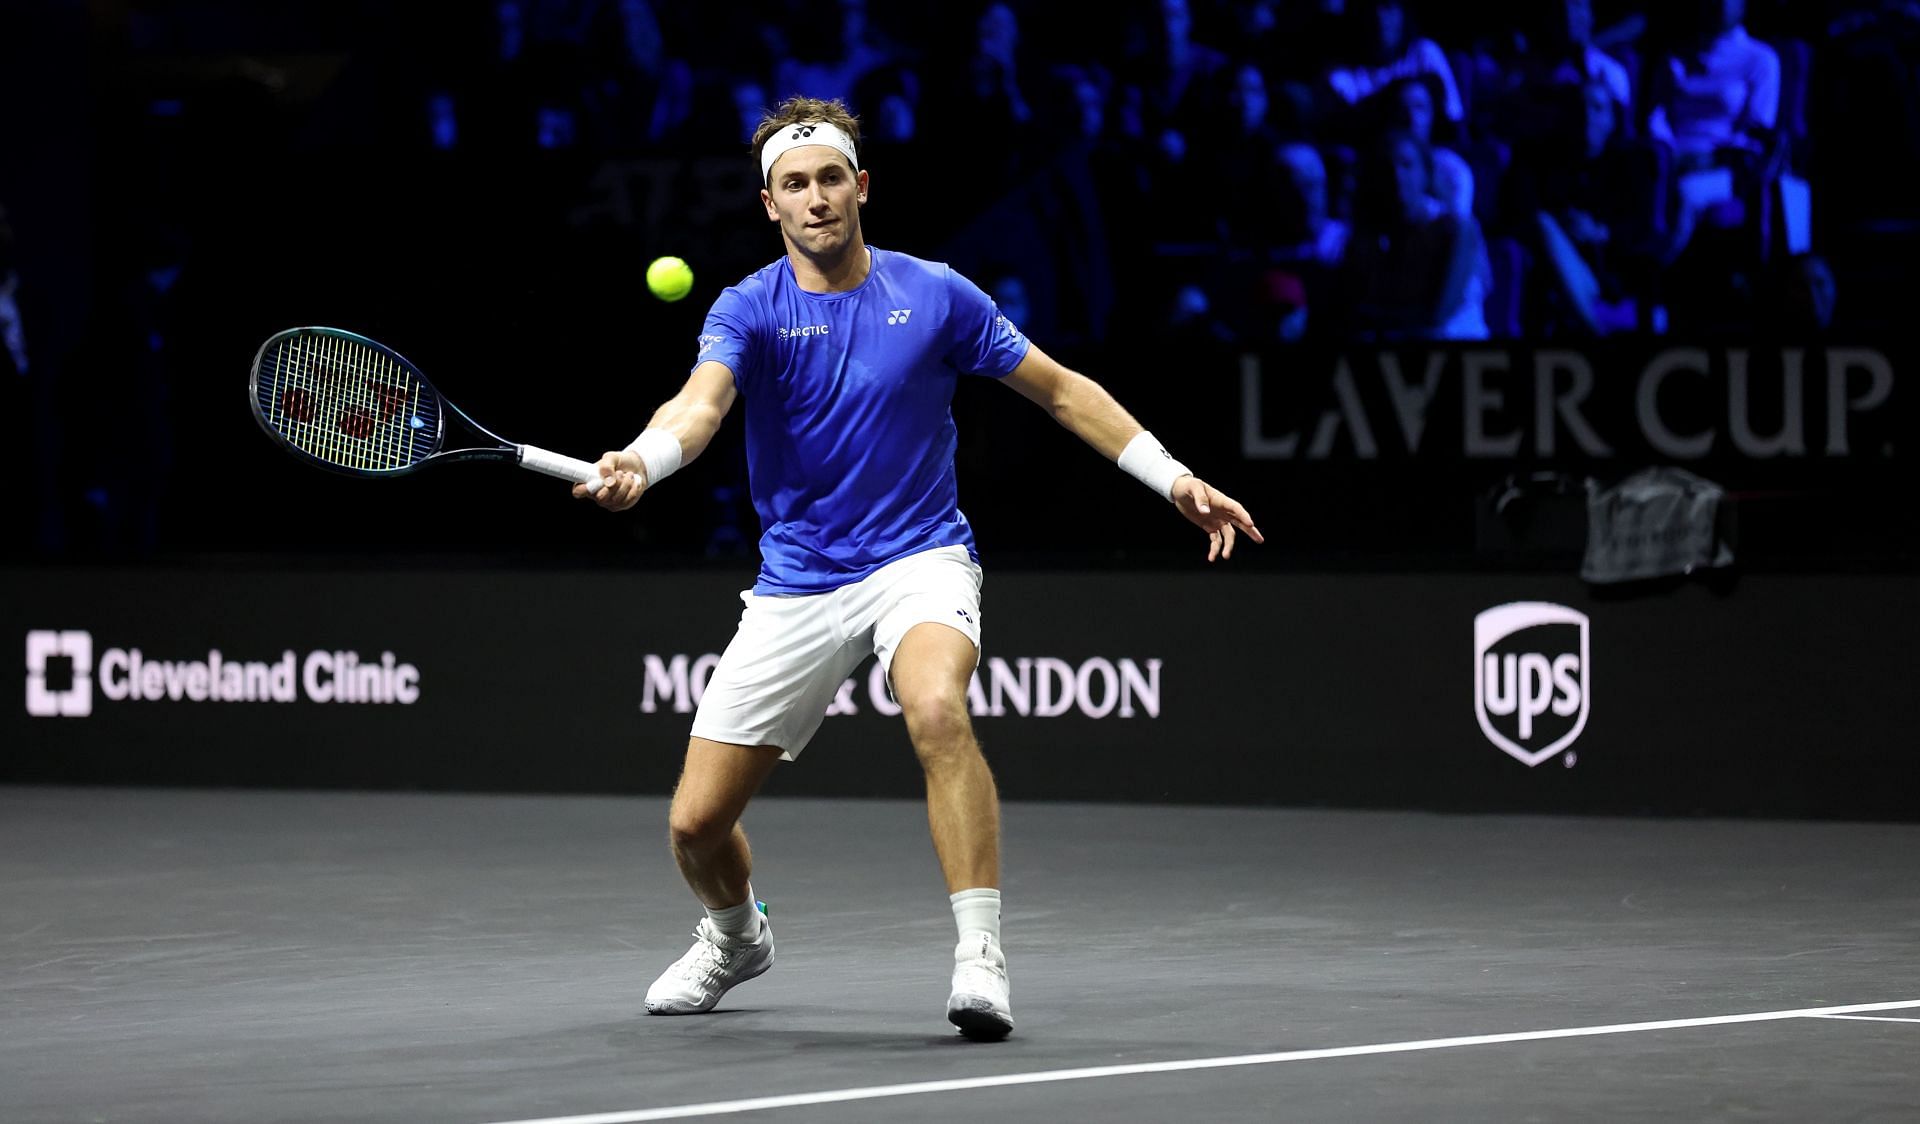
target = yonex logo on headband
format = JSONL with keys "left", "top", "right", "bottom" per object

{"left": 760, "top": 120, "right": 859, "bottom": 184}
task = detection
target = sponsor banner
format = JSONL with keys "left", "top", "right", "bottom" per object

{"left": 27, "top": 638, "right": 423, "bottom": 710}
{"left": 1237, "top": 344, "right": 1907, "bottom": 466}
{"left": 5, "top": 566, "right": 1917, "bottom": 818}
{"left": 1473, "top": 602, "right": 1590, "bottom": 767}
{"left": 634, "top": 653, "right": 1161, "bottom": 722}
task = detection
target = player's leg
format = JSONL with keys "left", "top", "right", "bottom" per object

{"left": 648, "top": 588, "right": 863, "bottom": 1016}
{"left": 889, "top": 621, "right": 1012, "bottom": 1039}
{"left": 667, "top": 736, "right": 783, "bottom": 910}
{"left": 646, "top": 737, "right": 782, "bottom": 1016}
{"left": 868, "top": 547, "right": 1011, "bottom": 1039}
{"left": 889, "top": 622, "right": 999, "bottom": 894}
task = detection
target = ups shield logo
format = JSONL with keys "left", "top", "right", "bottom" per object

{"left": 1474, "top": 603, "right": 1590, "bottom": 767}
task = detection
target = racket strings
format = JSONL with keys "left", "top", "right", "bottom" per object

{"left": 259, "top": 333, "right": 437, "bottom": 472}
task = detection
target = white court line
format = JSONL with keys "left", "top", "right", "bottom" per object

{"left": 482, "top": 998, "right": 1920, "bottom": 1124}
{"left": 1805, "top": 1014, "right": 1920, "bottom": 1025}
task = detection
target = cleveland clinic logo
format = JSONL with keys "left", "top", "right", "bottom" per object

{"left": 1473, "top": 603, "right": 1590, "bottom": 767}
{"left": 26, "top": 631, "right": 92, "bottom": 717}
{"left": 24, "top": 629, "right": 420, "bottom": 716}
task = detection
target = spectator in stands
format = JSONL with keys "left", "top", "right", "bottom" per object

{"left": 1327, "top": 0, "right": 1465, "bottom": 126}
{"left": 1341, "top": 128, "right": 1490, "bottom": 339}
{"left": 1202, "top": 61, "right": 1293, "bottom": 245}
{"left": 1123, "top": 0, "right": 1230, "bottom": 160}
{"left": 479, "top": 0, "right": 694, "bottom": 151}
{"left": 1228, "top": 0, "right": 1307, "bottom": 117}
{"left": 1488, "top": 0, "right": 1635, "bottom": 155}
{"left": 925, "top": 2, "right": 1044, "bottom": 176}
{"left": 1509, "top": 77, "right": 1666, "bottom": 334}
{"left": 1645, "top": 0, "right": 1784, "bottom": 325}
{"left": 854, "top": 64, "right": 920, "bottom": 144}
{"left": 1109, "top": 0, "right": 1229, "bottom": 249}
{"left": 1383, "top": 74, "right": 1474, "bottom": 219}
{"left": 1258, "top": 142, "right": 1351, "bottom": 340}
{"left": 1533, "top": 0, "right": 1633, "bottom": 116}
{"left": 1226, "top": 60, "right": 1286, "bottom": 152}
{"left": 580, "top": 0, "right": 695, "bottom": 147}
{"left": 971, "top": 2, "right": 1034, "bottom": 130}
{"left": 1045, "top": 62, "right": 1146, "bottom": 195}
{"left": 1273, "top": 142, "right": 1350, "bottom": 268}
{"left": 1049, "top": 63, "right": 1114, "bottom": 147}
{"left": 731, "top": 77, "right": 772, "bottom": 144}
{"left": 1648, "top": 0, "right": 1779, "bottom": 164}
{"left": 770, "top": 0, "right": 896, "bottom": 105}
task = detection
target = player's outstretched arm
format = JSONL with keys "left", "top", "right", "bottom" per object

{"left": 1001, "top": 343, "right": 1263, "bottom": 561}
{"left": 574, "top": 360, "right": 738, "bottom": 511}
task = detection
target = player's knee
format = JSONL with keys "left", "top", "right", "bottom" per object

{"left": 901, "top": 694, "right": 976, "bottom": 762}
{"left": 667, "top": 802, "right": 734, "bottom": 854}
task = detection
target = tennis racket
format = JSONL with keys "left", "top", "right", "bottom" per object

{"left": 249, "top": 326, "right": 605, "bottom": 493}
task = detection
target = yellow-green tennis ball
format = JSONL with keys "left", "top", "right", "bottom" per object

{"left": 647, "top": 256, "right": 694, "bottom": 302}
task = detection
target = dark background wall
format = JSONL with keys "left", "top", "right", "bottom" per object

{"left": 4, "top": 0, "right": 1916, "bottom": 815}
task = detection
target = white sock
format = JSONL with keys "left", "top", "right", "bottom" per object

{"left": 950, "top": 887, "right": 1001, "bottom": 944}
{"left": 706, "top": 888, "right": 762, "bottom": 941}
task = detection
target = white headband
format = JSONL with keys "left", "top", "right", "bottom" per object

{"left": 759, "top": 121, "right": 859, "bottom": 185}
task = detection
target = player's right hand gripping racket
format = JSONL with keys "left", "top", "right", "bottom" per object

{"left": 249, "top": 326, "right": 604, "bottom": 492}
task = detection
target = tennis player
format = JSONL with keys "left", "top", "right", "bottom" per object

{"left": 575, "top": 96, "right": 1261, "bottom": 1039}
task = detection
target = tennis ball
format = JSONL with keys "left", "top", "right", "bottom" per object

{"left": 646, "top": 256, "right": 694, "bottom": 302}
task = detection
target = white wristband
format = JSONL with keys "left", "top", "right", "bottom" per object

{"left": 624, "top": 428, "right": 683, "bottom": 488}
{"left": 1117, "top": 430, "right": 1191, "bottom": 502}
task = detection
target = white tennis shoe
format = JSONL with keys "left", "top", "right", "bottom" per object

{"left": 946, "top": 930, "right": 1013, "bottom": 1039}
{"left": 645, "top": 914, "right": 775, "bottom": 1015}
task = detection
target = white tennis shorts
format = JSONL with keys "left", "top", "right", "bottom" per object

{"left": 689, "top": 545, "right": 983, "bottom": 759}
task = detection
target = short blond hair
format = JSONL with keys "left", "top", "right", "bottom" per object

{"left": 752, "top": 96, "right": 863, "bottom": 182}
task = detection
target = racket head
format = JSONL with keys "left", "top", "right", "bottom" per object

{"left": 249, "top": 327, "right": 447, "bottom": 477}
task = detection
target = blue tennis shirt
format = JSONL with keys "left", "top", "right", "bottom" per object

{"left": 695, "top": 247, "right": 1030, "bottom": 594}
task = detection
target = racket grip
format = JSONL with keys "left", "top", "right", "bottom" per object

{"left": 518, "top": 444, "right": 605, "bottom": 493}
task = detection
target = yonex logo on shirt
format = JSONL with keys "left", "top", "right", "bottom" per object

{"left": 697, "top": 334, "right": 723, "bottom": 357}
{"left": 776, "top": 325, "right": 831, "bottom": 340}
{"left": 887, "top": 309, "right": 912, "bottom": 325}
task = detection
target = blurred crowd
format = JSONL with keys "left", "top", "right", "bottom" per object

{"left": 8, "top": 0, "right": 1920, "bottom": 560}
{"left": 388, "top": 0, "right": 1920, "bottom": 343}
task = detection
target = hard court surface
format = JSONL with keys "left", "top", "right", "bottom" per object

{"left": 3, "top": 786, "right": 1917, "bottom": 1123}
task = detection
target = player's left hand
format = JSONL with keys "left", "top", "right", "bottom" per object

{"left": 1171, "top": 476, "right": 1264, "bottom": 562}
